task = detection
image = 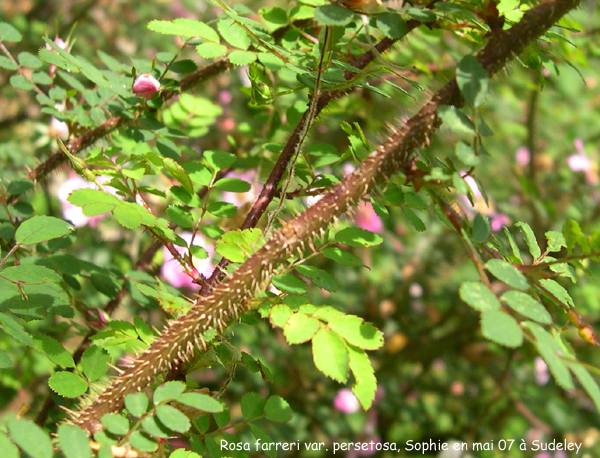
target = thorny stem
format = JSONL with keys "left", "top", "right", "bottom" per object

{"left": 69, "top": 0, "right": 582, "bottom": 433}
{"left": 198, "top": 28, "right": 414, "bottom": 296}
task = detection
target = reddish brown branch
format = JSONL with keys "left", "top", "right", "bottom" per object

{"left": 1, "top": 58, "right": 232, "bottom": 207}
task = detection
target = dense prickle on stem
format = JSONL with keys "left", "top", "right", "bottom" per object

{"left": 71, "top": 0, "right": 582, "bottom": 433}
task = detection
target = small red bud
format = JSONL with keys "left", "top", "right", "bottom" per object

{"left": 579, "top": 325, "right": 598, "bottom": 346}
{"left": 132, "top": 73, "right": 160, "bottom": 100}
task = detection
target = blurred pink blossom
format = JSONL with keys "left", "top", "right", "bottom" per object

{"left": 161, "top": 232, "right": 214, "bottom": 289}
{"left": 534, "top": 356, "right": 549, "bottom": 385}
{"left": 515, "top": 147, "right": 530, "bottom": 166}
{"left": 356, "top": 201, "right": 383, "bottom": 233}
{"left": 133, "top": 73, "right": 160, "bottom": 100}
{"left": 568, "top": 139, "right": 598, "bottom": 185}
{"left": 490, "top": 212, "right": 510, "bottom": 232}
{"left": 50, "top": 116, "right": 69, "bottom": 139}
{"left": 58, "top": 173, "right": 111, "bottom": 227}
{"left": 334, "top": 389, "right": 360, "bottom": 414}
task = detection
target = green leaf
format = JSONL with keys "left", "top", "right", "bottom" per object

{"left": 472, "top": 213, "right": 491, "bottom": 243}
{"left": 241, "top": 392, "right": 266, "bottom": 421}
{"left": 322, "top": 247, "right": 365, "bottom": 267}
{"left": 33, "top": 335, "right": 74, "bottom": 368}
{"left": 214, "top": 178, "right": 252, "bottom": 193}
{"left": 32, "top": 71, "right": 52, "bottom": 85}
{"left": 7, "top": 178, "right": 34, "bottom": 195}
{"left": 81, "top": 345, "right": 110, "bottom": 381}
{"left": 348, "top": 345, "right": 377, "bottom": 410}
{"left": 480, "top": 310, "right": 523, "bottom": 348}
{"left": 503, "top": 227, "right": 523, "bottom": 264}
{"left": 228, "top": 50, "right": 257, "bottom": 66}
{"left": 204, "top": 436, "right": 223, "bottom": 458}
{"left": 0, "top": 56, "right": 18, "bottom": 70}
{"left": 335, "top": 227, "right": 383, "bottom": 247}
{"left": 15, "top": 215, "right": 74, "bottom": 245}
{"left": 438, "top": 106, "right": 476, "bottom": 136}
{"left": 10, "top": 74, "right": 34, "bottom": 91}
{"left": 545, "top": 231, "right": 566, "bottom": 252}
{"left": 216, "top": 228, "right": 262, "bottom": 263}
{"left": 176, "top": 392, "right": 223, "bottom": 413}
{"left": 203, "top": 150, "right": 236, "bottom": 171}
{"left": 328, "top": 315, "right": 384, "bottom": 350}
{"left": 376, "top": 13, "right": 407, "bottom": 39}
{"left": 8, "top": 419, "right": 52, "bottom": 458}
{"left": 264, "top": 396, "right": 293, "bottom": 422}
{"left": 129, "top": 431, "right": 158, "bottom": 453}
{"left": 402, "top": 207, "right": 426, "bottom": 232}
{"left": 58, "top": 424, "right": 91, "bottom": 458}
{"left": 156, "top": 405, "right": 191, "bottom": 433}
{"left": 312, "top": 329, "right": 348, "bottom": 383}
{"left": 18, "top": 52, "right": 42, "bottom": 69}
{"left": 142, "top": 415, "right": 170, "bottom": 439}
{"left": 196, "top": 42, "right": 228, "bottom": 59}
{"left": 563, "top": 218, "right": 590, "bottom": 254}
{"left": 0, "top": 433, "right": 19, "bottom": 458}
{"left": 523, "top": 322, "right": 574, "bottom": 390}
{"left": 566, "top": 359, "right": 600, "bottom": 412}
{"left": 501, "top": 291, "right": 551, "bottom": 324}
{"left": 164, "top": 157, "right": 194, "bottom": 194}
{"left": 125, "top": 392, "right": 149, "bottom": 418}
{"left": 0, "top": 312, "right": 34, "bottom": 346}
{"left": 1, "top": 265, "right": 62, "bottom": 284}
{"left": 166, "top": 205, "right": 195, "bottom": 228}
{"left": 295, "top": 265, "right": 337, "bottom": 292}
{"left": 455, "top": 141, "right": 480, "bottom": 166}
{"left": 217, "top": 19, "right": 250, "bottom": 50}
{"left": 538, "top": 278, "right": 574, "bottom": 307}
{"left": 182, "top": 162, "right": 212, "bottom": 186}
{"left": 113, "top": 203, "right": 142, "bottom": 229}
{"left": 0, "top": 22, "right": 23, "bottom": 42}
{"left": 249, "top": 424, "right": 275, "bottom": 457}
{"left": 516, "top": 222, "right": 541, "bottom": 260}
{"left": 169, "top": 59, "right": 198, "bottom": 74}
{"left": 39, "top": 48, "right": 78, "bottom": 73}
{"left": 148, "top": 19, "right": 219, "bottom": 41}
{"left": 48, "top": 371, "right": 89, "bottom": 398}
{"left": 269, "top": 304, "right": 292, "bottom": 328}
{"left": 207, "top": 201, "right": 238, "bottom": 217}
{"left": 456, "top": 56, "right": 489, "bottom": 107}
{"left": 101, "top": 413, "right": 130, "bottom": 436}
{"left": 485, "top": 259, "right": 529, "bottom": 290}
{"left": 154, "top": 381, "right": 187, "bottom": 405}
{"left": 283, "top": 312, "right": 321, "bottom": 344}
{"left": 459, "top": 281, "right": 501, "bottom": 312}
{"left": 314, "top": 5, "right": 354, "bottom": 26}
{"left": 272, "top": 274, "right": 307, "bottom": 294}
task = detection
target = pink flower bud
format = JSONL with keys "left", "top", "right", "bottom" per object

{"left": 133, "top": 73, "right": 160, "bottom": 100}
{"left": 334, "top": 389, "right": 360, "bottom": 414}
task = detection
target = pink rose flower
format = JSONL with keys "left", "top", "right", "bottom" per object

{"left": 333, "top": 389, "right": 360, "bottom": 414}
{"left": 133, "top": 73, "right": 160, "bottom": 100}
{"left": 161, "top": 232, "right": 214, "bottom": 289}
